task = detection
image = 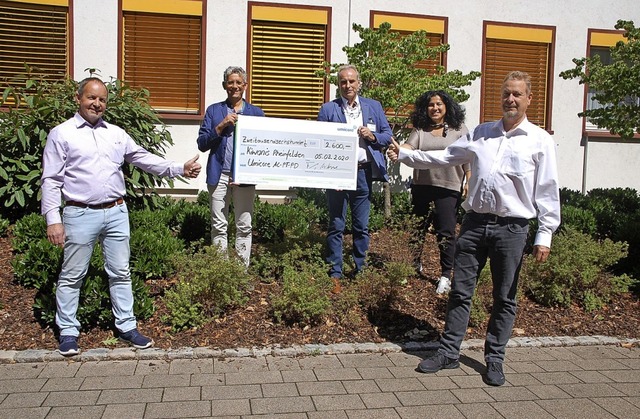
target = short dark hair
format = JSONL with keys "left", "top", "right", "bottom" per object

{"left": 410, "top": 90, "right": 465, "bottom": 130}
{"left": 76, "top": 77, "right": 106, "bottom": 98}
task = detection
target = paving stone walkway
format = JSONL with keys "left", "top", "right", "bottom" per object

{"left": 0, "top": 336, "right": 638, "bottom": 418}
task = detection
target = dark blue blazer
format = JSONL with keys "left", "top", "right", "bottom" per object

{"left": 197, "top": 100, "right": 265, "bottom": 185}
{"left": 317, "top": 96, "right": 392, "bottom": 181}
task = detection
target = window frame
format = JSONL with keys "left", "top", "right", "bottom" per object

{"left": 0, "top": 0, "right": 72, "bottom": 100}
{"left": 369, "top": 11, "right": 448, "bottom": 120}
{"left": 481, "top": 21, "right": 556, "bottom": 132}
{"left": 369, "top": 10, "right": 448, "bottom": 71}
{"left": 581, "top": 28, "right": 640, "bottom": 140}
{"left": 118, "top": 0, "right": 206, "bottom": 120}
{"left": 247, "top": 1, "right": 331, "bottom": 120}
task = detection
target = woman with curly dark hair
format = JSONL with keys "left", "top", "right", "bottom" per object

{"left": 401, "top": 90, "right": 471, "bottom": 294}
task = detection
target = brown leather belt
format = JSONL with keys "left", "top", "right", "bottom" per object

{"left": 65, "top": 197, "right": 124, "bottom": 210}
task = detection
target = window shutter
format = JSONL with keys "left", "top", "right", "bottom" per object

{"left": 250, "top": 21, "right": 326, "bottom": 119}
{"left": 0, "top": 0, "right": 67, "bottom": 83}
{"left": 123, "top": 12, "right": 201, "bottom": 114}
{"left": 483, "top": 38, "right": 549, "bottom": 128}
{"left": 391, "top": 30, "right": 444, "bottom": 120}
{"left": 401, "top": 31, "right": 444, "bottom": 75}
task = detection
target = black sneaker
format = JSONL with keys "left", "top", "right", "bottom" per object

{"left": 119, "top": 328, "right": 153, "bottom": 349}
{"left": 484, "top": 362, "right": 506, "bottom": 386}
{"left": 58, "top": 335, "right": 79, "bottom": 356}
{"left": 417, "top": 353, "right": 460, "bottom": 373}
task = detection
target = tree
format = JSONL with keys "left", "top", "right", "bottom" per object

{"left": 317, "top": 22, "right": 481, "bottom": 216}
{"left": 560, "top": 19, "right": 640, "bottom": 140}
{"left": 0, "top": 67, "right": 179, "bottom": 221}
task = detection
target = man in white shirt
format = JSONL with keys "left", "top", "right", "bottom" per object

{"left": 388, "top": 71, "right": 560, "bottom": 386}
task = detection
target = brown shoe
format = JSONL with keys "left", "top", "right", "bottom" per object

{"left": 331, "top": 277, "right": 342, "bottom": 294}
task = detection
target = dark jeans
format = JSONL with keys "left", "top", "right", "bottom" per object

{"left": 326, "top": 166, "right": 372, "bottom": 278}
{"left": 411, "top": 185, "right": 460, "bottom": 278}
{"left": 438, "top": 211, "right": 529, "bottom": 363}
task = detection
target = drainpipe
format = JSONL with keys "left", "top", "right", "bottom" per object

{"left": 581, "top": 134, "right": 588, "bottom": 194}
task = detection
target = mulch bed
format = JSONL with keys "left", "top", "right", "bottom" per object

{"left": 0, "top": 232, "right": 638, "bottom": 352}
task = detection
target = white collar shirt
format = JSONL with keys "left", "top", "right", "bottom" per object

{"left": 341, "top": 96, "right": 369, "bottom": 163}
{"left": 398, "top": 117, "right": 561, "bottom": 247}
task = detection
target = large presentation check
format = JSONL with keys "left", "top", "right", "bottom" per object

{"left": 234, "top": 115, "right": 359, "bottom": 190}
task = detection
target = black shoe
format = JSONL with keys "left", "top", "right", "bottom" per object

{"left": 483, "top": 362, "right": 505, "bottom": 386}
{"left": 417, "top": 353, "right": 460, "bottom": 373}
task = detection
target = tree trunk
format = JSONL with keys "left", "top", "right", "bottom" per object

{"left": 383, "top": 182, "right": 392, "bottom": 219}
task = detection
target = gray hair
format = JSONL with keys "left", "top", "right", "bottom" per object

{"left": 76, "top": 77, "right": 106, "bottom": 98}
{"left": 223, "top": 66, "right": 247, "bottom": 83}
{"left": 336, "top": 64, "right": 360, "bottom": 81}
{"left": 503, "top": 71, "right": 532, "bottom": 95}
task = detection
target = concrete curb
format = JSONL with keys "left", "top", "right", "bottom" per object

{"left": 1, "top": 335, "right": 638, "bottom": 364}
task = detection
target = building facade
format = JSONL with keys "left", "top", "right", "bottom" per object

{"left": 2, "top": 0, "right": 639, "bottom": 196}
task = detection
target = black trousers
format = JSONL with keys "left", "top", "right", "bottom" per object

{"left": 411, "top": 184, "right": 461, "bottom": 279}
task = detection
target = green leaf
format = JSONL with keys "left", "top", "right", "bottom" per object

{"left": 17, "top": 129, "right": 28, "bottom": 150}
{"left": 15, "top": 190, "right": 25, "bottom": 207}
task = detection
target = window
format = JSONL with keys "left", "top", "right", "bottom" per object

{"left": 0, "top": 0, "right": 68, "bottom": 86}
{"left": 482, "top": 22, "right": 555, "bottom": 130}
{"left": 370, "top": 11, "right": 447, "bottom": 75}
{"left": 121, "top": 0, "right": 204, "bottom": 116}
{"left": 248, "top": 3, "right": 330, "bottom": 119}
{"left": 585, "top": 30, "right": 627, "bottom": 131}
{"left": 370, "top": 11, "right": 447, "bottom": 119}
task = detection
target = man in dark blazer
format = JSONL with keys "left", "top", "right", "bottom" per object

{"left": 317, "top": 64, "right": 393, "bottom": 291}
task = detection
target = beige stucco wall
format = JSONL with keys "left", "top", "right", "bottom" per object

{"left": 71, "top": 0, "right": 640, "bottom": 195}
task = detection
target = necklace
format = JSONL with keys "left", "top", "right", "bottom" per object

{"left": 429, "top": 122, "right": 448, "bottom": 137}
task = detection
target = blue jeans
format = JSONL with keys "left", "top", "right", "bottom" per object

{"left": 438, "top": 212, "right": 529, "bottom": 363}
{"left": 56, "top": 203, "right": 135, "bottom": 337}
{"left": 326, "top": 166, "right": 372, "bottom": 278}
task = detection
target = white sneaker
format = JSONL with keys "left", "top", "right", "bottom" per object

{"left": 436, "top": 277, "right": 451, "bottom": 294}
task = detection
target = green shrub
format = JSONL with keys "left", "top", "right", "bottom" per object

{"left": 12, "top": 238, "right": 62, "bottom": 289}
{"left": 520, "top": 227, "right": 634, "bottom": 311}
{"left": 12, "top": 213, "right": 47, "bottom": 253}
{"left": 177, "top": 203, "right": 211, "bottom": 245}
{"left": 352, "top": 266, "right": 406, "bottom": 316}
{"left": 468, "top": 263, "right": 492, "bottom": 327}
{"left": 468, "top": 293, "right": 487, "bottom": 327}
{"left": 271, "top": 263, "right": 332, "bottom": 326}
{"left": 163, "top": 245, "right": 251, "bottom": 331}
{"left": 0, "top": 216, "right": 9, "bottom": 236}
{"left": 254, "top": 198, "right": 323, "bottom": 243}
{"left": 251, "top": 236, "right": 327, "bottom": 282}
{"left": 128, "top": 209, "right": 185, "bottom": 279}
{"left": 559, "top": 204, "right": 597, "bottom": 236}
{"left": 0, "top": 71, "right": 178, "bottom": 220}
